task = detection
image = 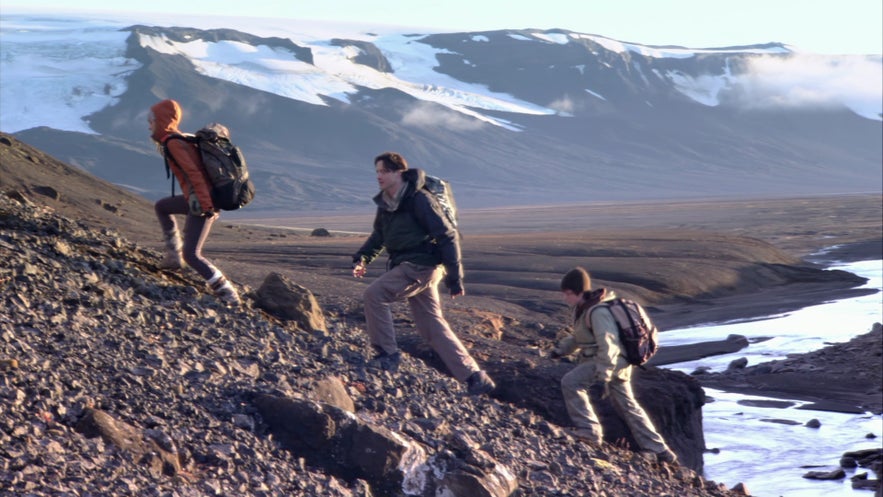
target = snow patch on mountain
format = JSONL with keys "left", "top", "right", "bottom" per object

{"left": 575, "top": 33, "right": 793, "bottom": 59}
{"left": 0, "top": 18, "right": 139, "bottom": 133}
{"left": 141, "top": 30, "right": 556, "bottom": 130}
{"left": 139, "top": 34, "right": 355, "bottom": 106}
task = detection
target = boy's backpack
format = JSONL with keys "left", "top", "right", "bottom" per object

{"left": 423, "top": 174, "right": 459, "bottom": 231}
{"left": 164, "top": 127, "right": 256, "bottom": 211}
{"left": 591, "top": 298, "right": 659, "bottom": 366}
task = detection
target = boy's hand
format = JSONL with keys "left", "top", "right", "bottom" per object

{"left": 590, "top": 381, "right": 610, "bottom": 400}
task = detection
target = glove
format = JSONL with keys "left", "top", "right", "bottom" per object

{"left": 590, "top": 381, "right": 610, "bottom": 400}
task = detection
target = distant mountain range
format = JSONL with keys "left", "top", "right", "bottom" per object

{"left": 1, "top": 13, "right": 881, "bottom": 214}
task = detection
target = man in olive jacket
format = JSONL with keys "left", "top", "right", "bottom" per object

{"left": 352, "top": 152, "right": 495, "bottom": 396}
{"left": 555, "top": 266, "right": 677, "bottom": 464}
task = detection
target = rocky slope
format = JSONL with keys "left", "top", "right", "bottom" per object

{"left": 1, "top": 190, "right": 739, "bottom": 496}
{"left": 2, "top": 130, "right": 880, "bottom": 496}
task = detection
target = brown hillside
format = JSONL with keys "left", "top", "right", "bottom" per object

{"left": 2, "top": 131, "right": 878, "bottom": 332}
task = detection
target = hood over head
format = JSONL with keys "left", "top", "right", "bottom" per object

{"left": 150, "top": 99, "right": 182, "bottom": 142}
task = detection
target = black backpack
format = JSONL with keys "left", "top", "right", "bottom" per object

{"left": 591, "top": 298, "right": 659, "bottom": 366}
{"left": 164, "top": 127, "right": 255, "bottom": 211}
{"left": 423, "top": 174, "right": 459, "bottom": 231}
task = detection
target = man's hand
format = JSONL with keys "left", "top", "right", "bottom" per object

{"left": 590, "top": 381, "right": 610, "bottom": 400}
{"left": 448, "top": 279, "right": 464, "bottom": 299}
{"left": 352, "top": 262, "right": 367, "bottom": 278}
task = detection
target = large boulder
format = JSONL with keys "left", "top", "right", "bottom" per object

{"left": 493, "top": 359, "right": 706, "bottom": 471}
{"left": 254, "top": 272, "right": 326, "bottom": 332}
{"left": 398, "top": 327, "right": 708, "bottom": 472}
{"left": 253, "top": 393, "right": 518, "bottom": 497}
{"left": 75, "top": 408, "right": 181, "bottom": 477}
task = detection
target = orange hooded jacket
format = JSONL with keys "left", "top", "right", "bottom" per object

{"left": 150, "top": 99, "right": 215, "bottom": 212}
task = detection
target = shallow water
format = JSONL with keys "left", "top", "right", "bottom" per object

{"left": 662, "top": 259, "right": 883, "bottom": 497}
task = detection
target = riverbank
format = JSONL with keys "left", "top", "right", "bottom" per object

{"left": 697, "top": 323, "right": 883, "bottom": 415}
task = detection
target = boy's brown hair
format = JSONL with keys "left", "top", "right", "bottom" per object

{"left": 561, "top": 267, "right": 591, "bottom": 294}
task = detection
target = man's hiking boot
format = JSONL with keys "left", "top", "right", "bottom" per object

{"left": 568, "top": 427, "right": 603, "bottom": 445}
{"left": 656, "top": 449, "right": 678, "bottom": 465}
{"left": 466, "top": 370, "right": 495, "bottom": 396}
{"left": 159, "top": 229, "right": 183, "bottom": 270}
{"left": 208, "top": 275, "right": 241, "bottom": 306}
{"left": 368, "top": 349, "right": 402, "bottom": 372}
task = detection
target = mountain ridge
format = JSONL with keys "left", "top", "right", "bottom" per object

{"left": 2, "top": 15, "right": 880, "bottom": 214}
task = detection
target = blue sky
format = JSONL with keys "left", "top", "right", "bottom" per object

{"left": 4, "top": 0, "right": 881, "bottom": 54}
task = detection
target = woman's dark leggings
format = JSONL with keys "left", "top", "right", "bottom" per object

{"left": 154, "top": 195, "right": 218, "bottom": 280}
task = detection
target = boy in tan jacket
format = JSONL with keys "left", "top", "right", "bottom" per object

{"left": 555, "top": 266, "right": 677, "bottom": 464}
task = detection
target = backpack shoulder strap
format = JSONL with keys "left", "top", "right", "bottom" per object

{"left": 161, "top": 133, "right": 196, "bottom": 197}
{"left": 584, "top": 302, "right": 611, "bottom": 330}
{"left": 161, "top": 133, "right": 192, "bottom": 172}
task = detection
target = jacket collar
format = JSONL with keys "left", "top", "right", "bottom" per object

{"left": 372, "top": 168, "right": 426, "bottom": 211}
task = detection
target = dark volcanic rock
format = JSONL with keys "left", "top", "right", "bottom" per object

{"left": 255, "top": 271, "right": 327, "bottom": 332}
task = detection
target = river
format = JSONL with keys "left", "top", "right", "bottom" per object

{"left": 662, "top": 259, "right": 883, "bottom": 497}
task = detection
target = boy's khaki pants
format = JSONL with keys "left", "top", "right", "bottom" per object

{"left": 562, "top": 361, "right": 670, "bottom": 453}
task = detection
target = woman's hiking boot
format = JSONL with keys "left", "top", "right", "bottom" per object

{"left": 159, "top": 229, "right": 183, "bottom": 270}
{"left": 208, "top": 274, "right": 241, "bottom": 306}
{"left": 466, "top": 370, "right": 496, "bottom": 396}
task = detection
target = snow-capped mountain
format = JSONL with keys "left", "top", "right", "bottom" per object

{"left": 1, "top": 12, "right": 881, "bottom": 213}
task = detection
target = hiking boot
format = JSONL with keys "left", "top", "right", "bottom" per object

{"left": 568, "top": 427, "right": 603, "bottom": 444}
{"left": 466, "top": 370, "right": 495, "bottom": 396}
{"left": 208, "top": 274, "right": 241, "bottom": 306}
{"left": 656, "top": 449, "right": 678, "bottom": 465}
{"left": 159, "top": 229, "right": 183, "bottom": 270}
{"left": 159, "top": 250, "right": 184, "bottom": 270}
{"left": 368, "top": 349, "right": 401, "bottom": 372}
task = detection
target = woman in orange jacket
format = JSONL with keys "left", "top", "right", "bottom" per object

{"left": 148, "top": 99, "right": 240, "bottom": 305}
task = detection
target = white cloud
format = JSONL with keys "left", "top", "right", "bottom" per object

{"left": 668, "top": 54, "right": 882, "bottom": 120}
{"left": 401, "top": 102, "right": 486, "bottom": 131}
{"left": 548, "top": 95, "right": 576, "bottom": 114}
{"left": 733, "top": 54, "right": 882, "bottom": 119}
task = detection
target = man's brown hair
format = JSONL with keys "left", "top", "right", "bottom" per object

{"left": 375, "top": 152, "right": 408, "bottom": 172}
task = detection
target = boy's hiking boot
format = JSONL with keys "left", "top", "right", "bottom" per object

{"left": 368, "top": 348, "right": 401, "bottom": 372}
{"left": 656, "top": 449, "right": 678, "bottom": 465}
{"left": 466, "top": 370, "right": 495, "bottom": 396}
